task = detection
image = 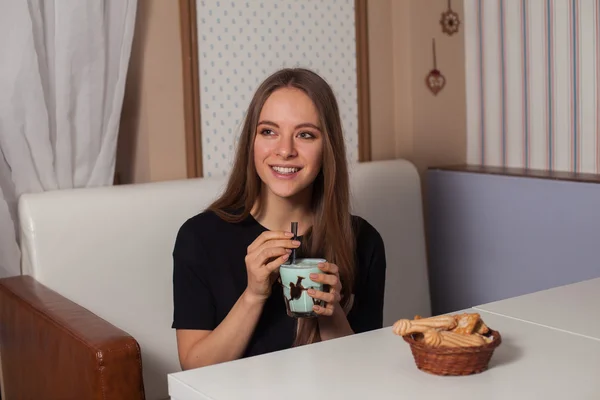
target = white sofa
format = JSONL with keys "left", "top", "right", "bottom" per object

{"left": 0, "top": 159, "right": 430, "bottom": 400}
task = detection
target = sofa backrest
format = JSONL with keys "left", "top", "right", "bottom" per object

{"left": 18, "top": 158, "right": 430, "bottom": 400}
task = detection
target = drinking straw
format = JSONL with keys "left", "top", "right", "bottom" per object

{"left": 290, "top": 222, "right": 298, "bottom": 264}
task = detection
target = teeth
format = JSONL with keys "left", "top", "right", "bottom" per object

{"left": 272, "top": 166, "right": 300, "bottom": 174}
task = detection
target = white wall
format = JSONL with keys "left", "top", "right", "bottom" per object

{"left": 196, "top": 0, "right": 359, "bottom": 177}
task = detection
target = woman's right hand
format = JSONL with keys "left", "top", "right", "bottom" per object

{"left": 244, "top": 230, "right": 301, "bottom": 303}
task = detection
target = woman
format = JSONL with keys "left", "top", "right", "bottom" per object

{"left": 172, "top": 68, "right": 386, "bottom": 370}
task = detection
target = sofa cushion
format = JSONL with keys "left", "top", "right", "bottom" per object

{"left": 18, "top": 158, "right": 430, "bottom": 400}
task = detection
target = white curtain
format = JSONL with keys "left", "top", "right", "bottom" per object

{"left": 0, "top": 0, "right": 137, "bottom": 278}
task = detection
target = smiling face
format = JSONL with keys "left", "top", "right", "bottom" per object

{"left": 253, "top": 87, "right": 324, "bottom": 201}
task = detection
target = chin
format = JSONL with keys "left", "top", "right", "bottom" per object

{"left": 268, "top": 185, "right": 306, "bottom": 200}
{"left": 263, "top": 180, "right": 313, "bottom": 200}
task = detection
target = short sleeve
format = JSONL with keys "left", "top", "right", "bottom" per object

{"left": 171, "top": 221, "right": 216, "bottom": 330}
{"left": 347, "top": 222, "right": 387, "bottom": 334}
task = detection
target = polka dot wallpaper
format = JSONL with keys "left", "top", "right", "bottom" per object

{"left": 196, "top": 0, "right": 358, "bottom": 177}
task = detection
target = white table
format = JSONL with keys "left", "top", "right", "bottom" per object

{"left": 168, "top": 308, "right": 600, "bottom": 399}
{"left": 474, "top": 277, "right": 600, "bottom": 341}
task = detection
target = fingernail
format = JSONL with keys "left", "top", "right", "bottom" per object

{"left": 310, "top": 273, "right": 318, "bottom": 279}
{"left": 286, "top": 249, "right": 292, "bottom": 253}
{"left": 292, "top": 240, "right": 301, "bottom": 246}
{"left": 318, "top": 263, "right": 326, "bottom": 269}
{"left": 285, "top": 232, "right": 294, "bottom": 237}
{"left": 313, "top": 305, "right": 321, "bottom": 311}
{"left": 307, "top": 289, "right": 315, "bottom": 295}
{"left": 282, "top": 253, "right": 289, "bottom": 259}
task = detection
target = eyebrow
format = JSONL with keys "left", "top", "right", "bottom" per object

{"left": 257, "top": 120, "right": 322, "bottom": 132}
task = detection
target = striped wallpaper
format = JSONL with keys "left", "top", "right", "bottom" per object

{"left": 465, "top": 0, "right": 600, "bottom": 173}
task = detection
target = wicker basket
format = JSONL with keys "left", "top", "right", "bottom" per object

{"left": 403, "top": 329, "right": 502, "bottom": 376}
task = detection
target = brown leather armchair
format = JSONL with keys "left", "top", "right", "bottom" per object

{"left": 0, "top": 276, "right": 145, "bottom": 399}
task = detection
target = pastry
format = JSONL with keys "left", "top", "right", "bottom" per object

{"left": 424, "top": 330, "right": 486, "bottom": 348}
{"left": 476, "top": 333, "right": 494, "bottom": 344}
{"left": 423, "top": 330, "right": 443, "bottom": 347}
{"left": 475, "top": 319, "right": 490, "bottom": 335}
{"left": 392, "top": 315, "right": 457, "bottom": 336}
{"left": 452, "top": 313, "right": 481, "bottom": 335}
{"left": 441, "top": 331, "right": 486, "bottom": 347}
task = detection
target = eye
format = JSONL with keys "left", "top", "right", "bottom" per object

{"left": 259, "top": 129, "right": 275, "bottom": 136}
{"left": 297, "top": 131, "right": 316, "bottom": 139}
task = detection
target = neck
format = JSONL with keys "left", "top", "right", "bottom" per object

{"left": 252, "top": 185, "right": 314, "bottom": 234}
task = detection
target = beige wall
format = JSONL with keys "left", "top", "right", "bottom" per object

{"left": 117, "top": 0, "right": 467, "bottom": 184}
{"left": 368, "top": 0, "right": 467, "bottom": 176}
{"left": 116, "top": 0, "right": 187, "bottom": 184}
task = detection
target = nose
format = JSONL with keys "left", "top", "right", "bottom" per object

{"left": 276, "top": 135, "right": 297, "bottom": 159}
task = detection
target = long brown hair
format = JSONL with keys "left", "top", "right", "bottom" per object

{"left": 208, "top": 68, "right": 356, "bottom": 346}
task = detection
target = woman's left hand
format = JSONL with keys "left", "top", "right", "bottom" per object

{"left": 307, "top": 262, "right": 342, "bottom": 316}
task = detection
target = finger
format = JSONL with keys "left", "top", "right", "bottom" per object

{"left": 313, "top": 303, "right": 334, "bottom": 316}
{"left": 265, "top": 253, "right": 290, "bottom": 272}
{"left": 256, "top": 247, "right": 291, "bottom": 265}
{"left": 307, "top": 288, "right": 335, "bottom": 303}
{"left": 247, "top": 231, "right": 294, "bottom": 252}
{"left": 254, "top": 239, "right": 301, "bottom": 258}
{"left": 318, "top": 262, "right": 339, "bottom": 275}
{"left": 309, "top": 272, "right": 338, "bottom": 286}
{"left": 329, "top": 286, "right": 342, "bottom": 303}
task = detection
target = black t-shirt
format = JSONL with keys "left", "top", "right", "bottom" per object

{"left": 171, "top": 210, "right": 386, "bottom": 358}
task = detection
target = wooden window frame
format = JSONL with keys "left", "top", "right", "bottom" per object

{"left": 179, "top": 0, "right": 371, "bottom": 178}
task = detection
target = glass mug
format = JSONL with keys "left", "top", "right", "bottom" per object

{"left": 279, "top": 258, "right": 326, "bottom": 318}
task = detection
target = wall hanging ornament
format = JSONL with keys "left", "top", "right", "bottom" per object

{"left": 426, "top": 39, "right": 446, "bottom": 96}
{"left": 440, "top": 0, "right": 460, "bottom": 36}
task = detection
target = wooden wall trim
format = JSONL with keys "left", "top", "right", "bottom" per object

{"left": 355, "top": 0, "right": 372, "bottom": 162}
{"left": 179, "top": 0, "right": 203, "bottom": 178}
{"left": 430, "top": 164, "right": 600, "bottom": 184}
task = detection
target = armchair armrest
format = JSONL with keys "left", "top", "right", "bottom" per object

{"left": 0, "top": 275, "right": 145, "bottom": 400}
